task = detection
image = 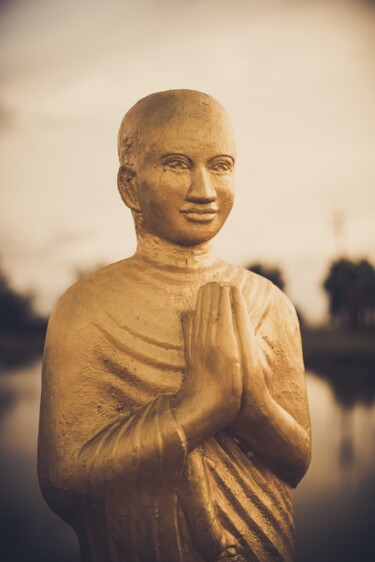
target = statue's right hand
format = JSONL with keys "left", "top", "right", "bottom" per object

{"left": 174, "top": 283, "right": 243, "bottom": 442}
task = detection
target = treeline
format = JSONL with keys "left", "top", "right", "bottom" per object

{"left": 324, "top": 259, "right": 375, "bottom": 330}
{"left": 248, "top": 258, "right": 375, "bottom": 331}
{"left": 0, "top": 267, "right": 47, "bottom": 369}
{"left": 0, "top": 268, "right": 47, "bottom": 335}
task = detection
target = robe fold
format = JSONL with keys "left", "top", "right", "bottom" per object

{"left": 38, "top": 256, "right": 309, "bottom": 562}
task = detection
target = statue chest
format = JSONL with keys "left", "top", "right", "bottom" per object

{"left": 92, "top": 286, "right": 192, "bottom": 407}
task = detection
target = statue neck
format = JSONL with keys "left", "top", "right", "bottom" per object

{"left": 134, "top": 232, "right": 217, "bottom": 269}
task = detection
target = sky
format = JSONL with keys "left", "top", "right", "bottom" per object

{"left": 1, "top": 0, "right": 374, "bottom": 323}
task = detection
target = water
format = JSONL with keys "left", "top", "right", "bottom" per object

{"left": 294, "top": 375, "right": 375, "bottom": 561}
{"left": 0, "top": 363, "right": 79, "bottom": 562}
{"left": 0, "top": 362, "right": 374, "bottom": 562}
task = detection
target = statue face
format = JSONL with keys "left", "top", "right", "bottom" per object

{"left": 133, "top": 108, "right": 236, "bottom": 246}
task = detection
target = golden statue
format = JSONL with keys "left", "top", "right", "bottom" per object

{"left": 38, "top": 90, "right": 311, "bottom": 562}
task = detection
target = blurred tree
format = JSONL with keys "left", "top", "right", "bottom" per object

{"left": 323, "top": 258, "right": 375, "bottom": 329}
{"left": 246, "top": 263, "right": 285, "bottom": 291}
{"left": 0, "top": 266, "right": 46, "bottom": 334}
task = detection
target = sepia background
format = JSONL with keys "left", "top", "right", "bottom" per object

{"left": 0, "top": 0, "right": 374, "bottom": 560}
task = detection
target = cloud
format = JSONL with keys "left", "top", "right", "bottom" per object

{"left": 1, "top": 0, "right": 375, "bottom": 321}
{"left": 0, "top": 101, "right": 16, "bottom": 132}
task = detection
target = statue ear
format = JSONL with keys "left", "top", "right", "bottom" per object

{"left": 117, "top": 165, "right": 141, "bottom": 212}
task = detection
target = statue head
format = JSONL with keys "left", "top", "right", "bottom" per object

{"left": 117, "top": 89, "right": 236, "bottom": 246}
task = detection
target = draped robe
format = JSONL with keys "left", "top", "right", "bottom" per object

{"left": 38, "top": 255, "right": 309, "bottom": 562}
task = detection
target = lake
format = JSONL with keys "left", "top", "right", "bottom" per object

{"left": 0, "top": 362, "right": 374, "bottom": 562}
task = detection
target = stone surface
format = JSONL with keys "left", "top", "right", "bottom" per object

{"left": 38, "top": 90, "right": 311, "bottom": 562}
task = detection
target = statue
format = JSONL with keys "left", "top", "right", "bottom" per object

{"left": 38, "top": 90, "right": 311, "bottom": 562}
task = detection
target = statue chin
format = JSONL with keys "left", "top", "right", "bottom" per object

{"left": 135, "top": 217, "right": 222, "bottom": 248}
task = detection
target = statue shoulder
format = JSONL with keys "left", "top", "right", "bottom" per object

{"left": 225, "top": 264, "right": 299, "bottom": 332}
{"left": 228, "top": 264, "right": 277, "bottom": 314}
{"left": 269, "top": 283, "right": 299, "bottom": 326}
{"left": 50, "top": 259, "right": 131, "bottom": 329}
{"left": 259, "top": 282, "right": 301, "bottom": 344}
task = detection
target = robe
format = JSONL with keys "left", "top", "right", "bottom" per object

{"left": 38, "top": 255, "right": 309, "bottom": 562}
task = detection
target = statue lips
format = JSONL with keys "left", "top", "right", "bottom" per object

{"left": 180, "top": 206, "right": 219, "bottom": 224}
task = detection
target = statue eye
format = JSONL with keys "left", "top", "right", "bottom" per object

{"left": 210, "top": 160, "right": 232, "bottom": 173}
{"left": 168, "top": 160, "right": 189, "bottom": 170}
{"left": 163, "top": 155, "right": 191, "bottom": 171}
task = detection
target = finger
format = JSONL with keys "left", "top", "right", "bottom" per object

{"left": 194, "top": 284, "right": 207, "bottom": 348}
{"left": 231, "top": 287, "right": 260, "bottom": 370}
{"left": 218, "top": 285, "right": 232, "bottom": 329}
{"left": 181, "top": 313, "right": 194, "bottom": 368}
{"left": 197, "top": 283, "right": 212, "bottom": 344}
{"left": 208, "top": 283, "right": 221, "bottom": 345}
{"left": 231, "top": 287, "right": 251, "bottom": 347}
{"left": 217, "top": 285, "right": 237, "bottom": 352}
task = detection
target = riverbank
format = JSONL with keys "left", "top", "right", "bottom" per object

{"left": 301, "top": 327, "right": 375, "bottom": 406}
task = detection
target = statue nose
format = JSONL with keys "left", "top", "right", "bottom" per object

{"left": 185, "top": 167, "right": 216, "bottom": 202}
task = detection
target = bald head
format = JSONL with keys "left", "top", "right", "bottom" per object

{"left": 117, "top": 89, "right": 236, "bottom": 167}
{"left": 117, "top": 90, "right": 236, "bottom": 246}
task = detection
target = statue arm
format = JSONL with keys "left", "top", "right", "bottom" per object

{"left": 37, "top": 290, "right": 188, "bottom": 523}
{"left": 38, "top": 283, "right": 243, "bottom": 523}
{"left": 228, "top": 287, "right": 311, "bottom": 488}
